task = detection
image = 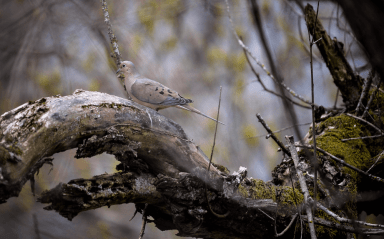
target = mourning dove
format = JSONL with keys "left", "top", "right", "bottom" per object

{"left": 116, "top": 61, "right": 224, "bottom": 125}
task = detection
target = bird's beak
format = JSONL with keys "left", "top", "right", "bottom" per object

{"left": 116, "top": 68, "right": 121, "bottom": 74}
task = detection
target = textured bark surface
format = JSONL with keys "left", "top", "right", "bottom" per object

{"left": 0, "top": 89, "right": 221, "bottom": 202}
{"left": 0, "top": 90, "right": 298, "bottom": 239}
{"left": 333, "top": 0, "right": 384, "bottom": 83}
{"left": 1, "top": 89, "right": 382, "bottom": 238}
{"left": 305, "top": 4, "right": 363, "bottom": 109}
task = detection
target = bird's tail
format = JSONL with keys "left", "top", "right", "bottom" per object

{"left": 176, "top": 105, "right": 225, "bottom": 125}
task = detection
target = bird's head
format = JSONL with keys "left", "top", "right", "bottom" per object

{"left": 116, "top": 61, "right": 138, "bottom": 79}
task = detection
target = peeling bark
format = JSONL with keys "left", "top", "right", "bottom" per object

{"left": 0, "top": 90, "right": 298, "bottom": 239}
{"left": 2, "top": 89, "right": 379, "bottom": 238}
{"left": 305, "top": 4, "right": 363, "bottom": 109}
{"left": 0, "top": 89, "right": 221, "bottom": 201}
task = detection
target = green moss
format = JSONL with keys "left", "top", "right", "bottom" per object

{"left": 237, "top": 184, "right": 248, "bottom": 197}
{"left": 305, "top": 114, "right": 372, "bottom": 236}
{"left": 8, "top": 145, "right": 23, "bottom": 156}
{"left": 212, "top": 163, "right": 230, "bottom": 174}
{"left": 316, "top": 115, "right": 371, "bottom": 182}
{"left": 0, "top": 146, "right": 10, "bottom": 164}
{"left": 369, "top": 87, "right": 384, "bottom": 112}
{"left": 247, "top": 179, "right": 276, "bottom": 200}
{"left": 246, "top": 179, "right": 304, "bottom": 206}
{"left": 314, "top": 211, "right": 337, "bottom": 238}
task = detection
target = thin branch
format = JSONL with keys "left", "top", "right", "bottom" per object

{"left": 309, "top": 1, "right": 320, "bottom": 213}
{"left": 355, "top": 71, "right": 374, "bottom": 115}
{"left": 225, "top": 0, "right": 314, "bottom": 107}
{"left": 249, "top": 0, "right": 279, "bottom": 86}
{"left": 243, "top": 46, "right": 311, "bottom": 110}
{"left": 256, "top": 114, "right": 291, "bottom": 156}
{"left": 100, "top": 0, "right": 122, "bottom": 66}
{"left": 345, "top": 113, "right": 383, "bottom": 134}
{"left": 299, "top": 145, "right": 384, "bottom": 183}
{"left": 305, "top": 4, "right": 362, "bottom": 109}
{"left": 130, "top": 208, "right": 139, "bottom": 221}
{"left": 302, "top": 216, "right": 384, "bottom": 235}
{"left": 285, "top": 136, "right": 317, "bottom": 239}
{"left": 247, "top": 122, "right": 311, "bottom": 139}
{"left": 258, "top": 208, "right": 274, "bottom": 221}
{"left": 208, "top": 86, "right": 222, "bottom": 173}
{"left": 371, "top": 83, "right": 384, "bottom": 94}
{"left": 295, "top": 9, "right": 323, "bottom": 64}
{"left": 341, "top": 134, "right": 384, "bottom": 142}
{"left": 205, "top": 87, "right": 229, "bottom": 218}
{"left": 275, "top": 213, "right": 298, "bottom": 237}
{"left": 284, "top": 0, "right": 304, "bottom": 17}
{"left": 289, "top": 166, "right": 304, "bottom": 227}
{"left": 333, "top": 89, "right": 339, "bottom": 109}
{"left": 308, "top": 197, "right": 384, "bottom": 229}
{"left": 138, "top": 204, "right": 148, "bottom": 239}
{"left": 362, "top": 81, "right": 381, "bottom": 118}
{"left": 366, "top": 150, "right": 384, "bottom": 173}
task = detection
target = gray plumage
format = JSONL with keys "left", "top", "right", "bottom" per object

{"left": 116, "top": 61, "right": 224, "bottom": 125}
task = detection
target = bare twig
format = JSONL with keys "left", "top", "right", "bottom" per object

{"left": 208, "top": 86, "right": 222, "bottom": 172}
{"left": 356, "top": 71, "right": 374, "bottom": 115}
{"left": 258, "top": 208, "right": 274, "bottom": 221}
{"left": 345, "top": 113, "right": 383, "bottom": 134}
{"left": 205, "top": 87, "right": 229, "bottom": 218}
{"left": 225, "top": 0, "right": 314, "bottom": 107}
{"left": 275, "top": 213, "right": 298, "bottom": 237}
{"left": 371, "top": 83, "right": 384, "bottom": 94}
{"left": 285, "top": 136, "right": 317, "bottom": 239}
{"left": 333, "top": 89, "right": 340, "bottom": 109}
{"left": 243, "top": 46, "right": 311, "bottom": 110}
{"left": 362, "top": 81, "right": 381, "bottom": 118}
{"left": 138, "top": 204, "right": 148, "bottom": 239}
{"left": 341, "top": 134, "right": 384, "bottom": 142}
{"left": 284, "top": 0, "right": 304, "bottom": 17}
{"left": 302, "top": 215, "right": 384, "bottom": 234}
{"left": 249, "top": 0, "right": 279, "bottom": 88}
{"left": 309, "top": 1, "right": 320, "bottom": 213}
{"left": 305, "top": 4, "right": 362, "bottom": 109}
{"left": 256, "top": 114, "right": 291, "bottom": 156}
{"left": 366, "top": 150, "right": 384, "bottom": 173}
{"left": 288, "top": 166, "right": 304, "bottom": 227}
{"left": 299, "top": 145, "right": 384, "bottom": 183}
{"left": 247, "top": 122, "right": 311, "bottom": 139}
{"left": 100, "top": 0, "right": 122, "bottom": 66}
{"left": 130, "top": 208, "right": 139, "bottom": 221}
{"left": 309, "top": 197, "right": 384, "bottom": 229}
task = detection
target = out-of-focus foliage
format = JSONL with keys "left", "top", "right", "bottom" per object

{"left": 0, "top": 0, "right": 369, "bottom": 238}
{"left": 242, "top": 124, "right": 259, "bottom": 147}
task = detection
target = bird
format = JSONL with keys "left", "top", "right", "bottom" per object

{"left": 116, "top": 61, "right": 224, "bottom": 125}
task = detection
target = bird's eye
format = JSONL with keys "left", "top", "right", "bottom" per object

{"left": 122, "top": 64, "right": 126, "bottom": 67}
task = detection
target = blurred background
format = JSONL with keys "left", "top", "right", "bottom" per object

{"left": 0, "top": 0, "right": 370, "bottom": 238}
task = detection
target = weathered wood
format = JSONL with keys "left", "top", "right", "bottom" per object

{"left": 0, "top": 90, "right": 295, "bottom": 238}
{"left": 0, "top": 89, "right": 221, "bottom": 203}
{"left": 305, "top": 4, "right": 363, "bottom": 109}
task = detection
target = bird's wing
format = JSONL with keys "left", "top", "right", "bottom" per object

{"left": 131, "top": 78, "right": 193, "bottom": 106}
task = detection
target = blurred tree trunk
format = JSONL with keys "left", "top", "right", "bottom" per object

{"left": 332, "top": 0, "right": 384, "bottom": 82}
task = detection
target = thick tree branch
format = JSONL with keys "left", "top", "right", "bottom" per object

{"left": 304, "top": 4, "right": 363, "bottom": 109}
{"left": 0, "top": 90, "right": 221, "bottom": 203}
{"left": 0, "top": 90, "right": 305, "bottom": 238}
